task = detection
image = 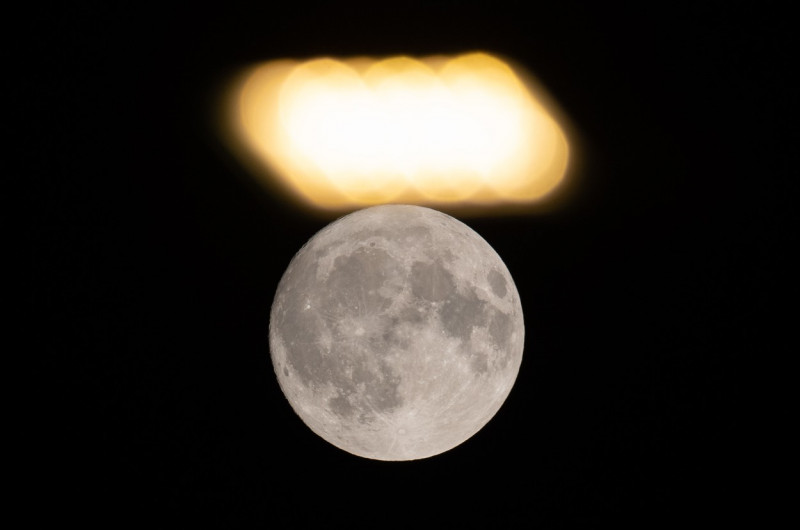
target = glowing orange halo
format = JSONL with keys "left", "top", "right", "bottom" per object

{"left": 223, "top": 52, "right": 570, "bottom": 212}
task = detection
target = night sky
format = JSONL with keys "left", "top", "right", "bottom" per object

{"left": 31, "top": 1, "right": 786, "bottom": 525}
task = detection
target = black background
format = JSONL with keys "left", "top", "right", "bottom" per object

{"left": 31, "top": 1, "right": 787, "bottom": 525}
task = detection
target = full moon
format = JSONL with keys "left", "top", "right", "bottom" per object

{"left": 269, "top": 205, "right": 524, "bottom": 460}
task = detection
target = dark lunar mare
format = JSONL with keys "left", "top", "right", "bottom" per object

{"left": 275, "top": 244, "right": 406, "bottom": 419}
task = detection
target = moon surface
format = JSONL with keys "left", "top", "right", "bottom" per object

{"left": 269, "top": 205, "right": 524, "bottom": 460}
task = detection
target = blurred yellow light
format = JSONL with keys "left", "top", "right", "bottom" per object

{"left": 223, "top": 52, "right": 571, "bottom": 212}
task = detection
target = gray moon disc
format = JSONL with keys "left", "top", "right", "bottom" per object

{"left": 269, "top": 204, "right": 524, "bottom": 460}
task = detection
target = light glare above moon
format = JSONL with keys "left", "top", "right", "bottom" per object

{"left": 224, "top": 52, "right": 570, "bottom": 212}
{"left": 270, "top": 205, "right": 524, "bottom": 460}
